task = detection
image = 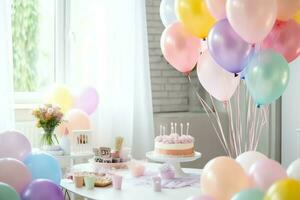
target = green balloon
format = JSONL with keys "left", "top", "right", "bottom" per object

{"left": 0, "top": 182, "right": 20, "bottom": 200}
{"left": 231, "top": 188, "right": 264, "bottom": 200}
{"left": 245, "top": 50, "right": 289, "bottom": 106}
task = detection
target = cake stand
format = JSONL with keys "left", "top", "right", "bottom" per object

{"left": 146, "top": 151, "right": 201, "bottom": 177}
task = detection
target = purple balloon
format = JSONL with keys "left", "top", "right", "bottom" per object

{"left": 208, "top": 19, "right": 255, "bottom": 73}
{"left": 21, "top": 179, "right": 64, "bottom": 200}
{"left": 0, "top": 131, "right": 31, "bottom": 161}
{"left": 75, "top": 86, "right": 99, "bottom": 115}
{"left": 186, "top": 195, "right": 215, "bottom": 200}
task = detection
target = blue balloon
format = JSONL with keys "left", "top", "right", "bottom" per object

{"left": 231, "top": 188, "right": 264, "bottom": 200}
{"left": 23, "top": 153, "right": 61, "bottom": 185}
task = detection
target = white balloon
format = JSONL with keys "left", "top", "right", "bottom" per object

{"left": 287, "top": 159, "right": 300, "bottom": 180}
{"left": 236, "top": 151, "right": 268, "bottom": 173}
{"left": 160, "top": 0, "right": 178, "bottom": 27}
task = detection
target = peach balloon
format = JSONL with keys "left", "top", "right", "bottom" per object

{"left": 205, "top": 0, "right": 226, "bottom": 20}
{"left": 201, "top": 156, "right": 250, "bottom": 200}
{"left": 161, "top": 22, "right": 201, "bottom": 73}
{"left": 226, "top": 0, "right": 277, "bottom": 43}
{"left": 59, "top": 109, "right": 91, "bottom": 135}
{"left": 277, "top": 0, "right": 300, "bottom": 21}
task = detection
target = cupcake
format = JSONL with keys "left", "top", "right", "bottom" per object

{"left": 159, "top": 164, "right": 175, "bottom": 179}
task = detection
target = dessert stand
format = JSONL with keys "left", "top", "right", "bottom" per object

{"left": 146, "top": 151, "right": 201, "bottom": 177}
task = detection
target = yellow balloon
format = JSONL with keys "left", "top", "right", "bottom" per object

{"left": 264, "top": 179, "right": 300, "bottom": 200}
{"left": 294, "top": 11, "right": 300, "bottom": 25}
{"left": 176, "top": 0, "right": 215, "bottom": 38}
{"left": 47, "top": 85, "right": 74, "bottom": 113}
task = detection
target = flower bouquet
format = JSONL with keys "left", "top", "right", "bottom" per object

{"left": 32, "top": 104, "right": 63, "bottom": 146}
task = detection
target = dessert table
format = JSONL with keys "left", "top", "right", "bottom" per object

{"left": 60, "top": 163, "right": 202, "bottom": 200}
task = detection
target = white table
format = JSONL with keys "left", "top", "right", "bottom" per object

{"left": 60, "top": 163, "right": 202, "bottom": 200}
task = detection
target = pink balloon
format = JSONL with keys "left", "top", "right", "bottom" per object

{"left": 249, "top": 159, "right": 287, "bottom": 191}
{"left": 205, "top": 0, "right": 226, "bottom": 20}
{"left": 0, "top": 131, "right": 31, "bottom": 161}
{"left": 75, "top": 86, "right": 99, "bottom": 115}
{"left": 0, "top": 158, "right": 31, "bottom": 194}
{"left": 186, "top": 195, "right": 215, "bottom": 200}
{"left": 161, "top": 22, "right": 201, "bottom": 73}
{"left": 262, "top": 20, "right": 300, "bottom": 62}
{"left": 226, "top": 0, "right": 277, "bottom": 43}
{"left": 197, "top": 51, "right": 240, "bottom": 101}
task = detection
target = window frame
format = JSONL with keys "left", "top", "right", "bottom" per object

{"left": 14, "top": 0, "right": 70, "bottom": 107}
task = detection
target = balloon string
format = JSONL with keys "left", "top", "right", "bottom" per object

{"left": 187, "top": 74, "right": 232, "bottom": 157}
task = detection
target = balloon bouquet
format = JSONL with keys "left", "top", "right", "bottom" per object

{"left": 160, "top": 0, "right": 300, "bottom": 157}
{"left": 187, "top": 151, "right": 300, "bottom": 200}
{"left": 46, "top": 85, "right": 99, "bottom": 135}
{"left": 0, "top": 131, "right": 64, "bottom": 200}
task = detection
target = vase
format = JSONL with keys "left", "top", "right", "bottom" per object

{"left": 40, "top": 130, "right": 59, "bottom": 147}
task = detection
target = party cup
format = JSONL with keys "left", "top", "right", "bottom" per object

{"left": 74, "top": 175, "right": 84, "bottom": 188}
{"left": 112, "top": 174, "right": 123, "bottom": 190}
{"left": 84, "top": 176, "right": 96, "bottom": 190}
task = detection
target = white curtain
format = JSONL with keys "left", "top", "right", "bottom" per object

{"left": 68, "top": 0, "right": 154, "bottom": 158}
{"left": 0, "top": 0, "right": 15, "bottom": 131}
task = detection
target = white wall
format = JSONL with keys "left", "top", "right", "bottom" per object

{"left": 282, "top": 57, "right": 300, "bottom": 167}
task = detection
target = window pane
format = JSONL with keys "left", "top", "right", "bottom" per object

{"left": 12, "top": 0, "right": 55, "bottom": 92}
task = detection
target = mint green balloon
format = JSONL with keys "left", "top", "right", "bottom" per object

{"left": 245, "top": 50, "right": 289, "bottom": 106}
{"left": 0, "top": 182, "right": 20, "bottom": 200}
{"left": 231, "top": 188, "right": 264, "bottom": 200}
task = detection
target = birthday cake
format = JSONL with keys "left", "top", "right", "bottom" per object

{"left": 154, "top": 123, "right": 194, "bottom": 156}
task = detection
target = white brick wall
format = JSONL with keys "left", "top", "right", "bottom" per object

{"left": 146, "top": 0, "right": 205, "bottom": 113}
{"left": 146, "top": 0, "right": 190, "bottom": 113}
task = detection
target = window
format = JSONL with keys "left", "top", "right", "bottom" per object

{"left": 12, "top": 0, "right": 56, "bottom": 93}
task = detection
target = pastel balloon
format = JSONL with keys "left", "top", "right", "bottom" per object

{"left": 161, "top": 22, "right": 201, "bottom": 73}
{"left": 277, "top": 0, "right": 300, "bottom": 21}
{"left": 262, "top": 20, "right": 300, "bottom": 62}
{"left": 264, "top": 179, "right": 300, "bottom": 200}
{"left": 75, "top": 86, "right": 99, "bottom": 115}
{"left": 0, "top": 158, "right": 31, "bottom": 194}
{"left": 176, "top": 0, "right": 215, "bottom": 38}
{"left": 249, "top": 159, "right": 287, "bottom": 191}
{"left": 205, "top": 0, "right": 226, "bottom": 20}
{"left": 236, "top": 151, "right": 268, "bottom": 173}
{"left": 197, "top": 51, "right": 240, "bottom": 101}
{"left": 21, "top": 179, "right": 64, "bottom": 200}
{"left": 287, "top": 159, "right": 300, "bottom": 180}
{"left": 245, "top": 50, "right": 289, "bottom": 106}
{"left": 58, "top": 108, "right": 91, "bottom": 135}
{"left": 23, "top": 153, "right": 62, "bottom": 185}
{"left": 231, "top": 188, "right": 264, "bottom": 200}
{"left": 0, "top": 182, "right": 20, "bottom": 200}
{"left": 208, "top": 19, "right": 255, "bottom": 73}
{"left": 46, "top": 85, "right": 74, "bottom": 113}
{"left": 160, "top": 0, "right": 178, "bottom": 27}
{"left": 201, "top": 156, "right": 250, "bottom": 200}
{"left": 226, "top": 0, "right": 277, "bottom": 43}
{"left": 0, "top": 130, "right": 31, "bottom": 161}
{"left": 186, "top": 195, "right": 215, "bottom": 200}
{"left": 294, "top": 11, "right": 300, "bottom": 25}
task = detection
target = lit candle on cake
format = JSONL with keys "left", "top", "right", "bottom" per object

{"left": 174, "top": 123, "right": 177, "bottom": 134}
{"left": 180, "top": 123, "right": 183, "bottom": 136}
{"left": 186, "top": 122, "right": 190, "bottom": 135}
{"left": 171, "top": 122, "right": 174, "bottom": 134}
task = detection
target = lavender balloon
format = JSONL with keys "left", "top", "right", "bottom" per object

{"left": 75, "top": 86, "right": 99, "bottom": 115}
{"left": 21, "top": 179, "right": 64, "bottom": 200}
{"left": 208, "top": 19, "right": 254, "bottom": 73}
{"left": 0, "top": 131, "right": 31, "bottom": 161}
